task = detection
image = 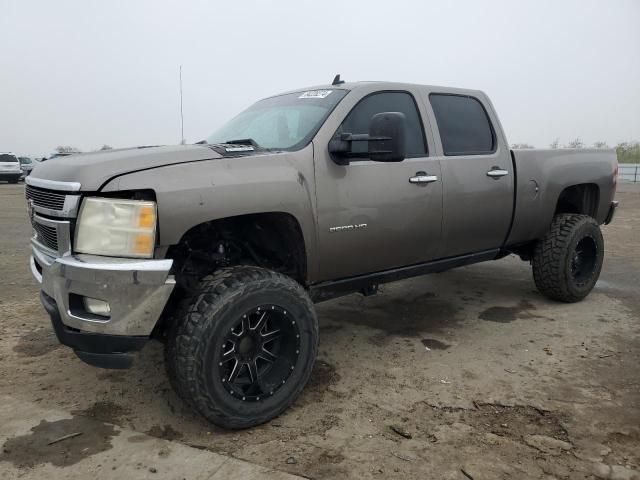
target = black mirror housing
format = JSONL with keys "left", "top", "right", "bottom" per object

{"left": 328, "top": 111, "right": 407, "bottom": 165}
{"left": 368, "top": 112, "right": 406, "bottom": 162}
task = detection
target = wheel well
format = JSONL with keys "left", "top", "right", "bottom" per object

{"left": 510, "top": 183, "right": 600, "bottom": 262}
{"left": 555, "top": 184, "right": 599, "bottom": 218}
{"left": 166, "top": 212, "right": 307, "bottom": 289}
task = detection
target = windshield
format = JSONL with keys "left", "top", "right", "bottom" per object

{"left": 206, "top": 89, "right": 348, "bottom": 150}
{"left": 0, "top": 154, "right": 18, "bottom": 163}
{"left": 19, "top": 157, "right": 32, "bottom": 164}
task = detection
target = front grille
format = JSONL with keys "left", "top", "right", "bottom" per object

{"left": 26, "top": 185, "right": 66, "bottom": 211}
{"left": 32, "top": 221, "right": 59, "bottom": 251}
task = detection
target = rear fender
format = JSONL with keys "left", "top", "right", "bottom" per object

{"left": 506, "top": 148, "right": 616, "bottom": 245}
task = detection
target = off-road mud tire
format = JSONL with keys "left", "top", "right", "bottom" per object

{"left": 165, "top": 266, "right": 318, "bottom": 429}
{"left": 532, "top": 214, "right": 604, "bottom": 303}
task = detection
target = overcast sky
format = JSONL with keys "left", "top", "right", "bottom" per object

{"left": 1, "top": 0, "right": 639, "bottom": 157}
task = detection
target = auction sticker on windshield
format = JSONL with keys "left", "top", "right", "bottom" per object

{"left": 298, "top": 90, "right": 333, "bottom": 99}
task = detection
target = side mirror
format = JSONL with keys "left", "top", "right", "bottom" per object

{"left": 328, "top": 111, "right": 407, "bottom": 164}
{"left": 368, "top": 112, "right": 406, "bottom": 162}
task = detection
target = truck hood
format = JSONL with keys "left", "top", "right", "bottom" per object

{"left": 30, "top": 145, "right": 223, "bottom": 191}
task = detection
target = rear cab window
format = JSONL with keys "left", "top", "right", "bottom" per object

{"left": 429, "top": 94, "right": 496, "bottom": 156}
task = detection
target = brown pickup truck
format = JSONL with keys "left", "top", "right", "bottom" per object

{"left": 27, "top": 78, "right": 618, "bottom": 428}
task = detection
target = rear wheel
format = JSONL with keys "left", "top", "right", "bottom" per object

{"left": 532, "top": 214, "right": 604, "bottom": 302}
{"left": 165, "top": 266, "right": 318, "bottom": 429}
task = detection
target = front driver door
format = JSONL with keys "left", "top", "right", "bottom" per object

{"left": 313, "top": 89, "right": 443, "bottom": 282}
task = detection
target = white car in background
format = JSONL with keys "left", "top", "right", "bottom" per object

{"left": 0, "top": 153, "right": 22, "bottom": 184}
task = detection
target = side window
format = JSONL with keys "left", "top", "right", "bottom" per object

{"left": 339, "top": 92, "right": 427, "bottom": 157}
{"left": 429, "top": 94, "right": 495, "bottom": 156}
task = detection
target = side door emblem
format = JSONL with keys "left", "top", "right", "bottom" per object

{"left": 329, "top": 223, "right": 368, "bottom": 233}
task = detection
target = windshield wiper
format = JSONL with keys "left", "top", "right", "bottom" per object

{"left": 224, "top": 138, "right": 261, "bottom": 148}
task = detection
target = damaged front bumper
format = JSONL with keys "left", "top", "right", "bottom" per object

{"left": 31, "top": 243, "right": 175, "bottom": 368}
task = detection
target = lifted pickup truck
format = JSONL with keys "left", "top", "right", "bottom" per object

{"left": 27, "top": 79, "right": 618, "bottom": 428}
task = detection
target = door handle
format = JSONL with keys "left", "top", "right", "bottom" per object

{"left": 486, "top": 167, "right": 509, "bottom": 178}
{"left": 409, "top": 172, "right": 438, "bottom": 184}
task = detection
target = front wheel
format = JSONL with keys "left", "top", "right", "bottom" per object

{"left": 532, "top": 214, "right": 604, "bottom": 303}
{"left": 165, "top": 266, "right": 318, "bottom": 429}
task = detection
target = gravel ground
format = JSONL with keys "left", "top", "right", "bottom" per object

{"left": 0, "top": 182, "right": 638, "bottom": 479}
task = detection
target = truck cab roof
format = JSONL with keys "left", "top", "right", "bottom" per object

{"left": 278, "top": 80, "right": 486, "bottom": 99}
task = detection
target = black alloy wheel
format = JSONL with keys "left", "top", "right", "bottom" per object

{"left": 219, "top": 305, "right": 301, "bottom": 401}
{"left": 570, "top": 235, "right": 598, "bottom": 287}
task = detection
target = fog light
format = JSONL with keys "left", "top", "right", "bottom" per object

{"left": 83, "top": 297, "right": 111, "bottom": 317}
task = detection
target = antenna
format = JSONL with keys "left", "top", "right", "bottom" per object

{"left": 179, "top": 65, "right": 185, "bottom": 145}
{"left": 332, "top": 74, "right": 345, "bottom": 86}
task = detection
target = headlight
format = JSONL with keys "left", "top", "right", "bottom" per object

{"left": 75, "top": 197, "right": 157, "bottom": 258}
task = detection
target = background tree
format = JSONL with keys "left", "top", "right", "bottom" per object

{"left": 566, "top": 138, "right": 584, "bottom": 149}
{"left": 593, "top": 141, "right": 609, "bottom": 149}
{"left": 616, "top": 141, "right": 640, "bottom": 163}
{"left": 549, "top": 139, "right": 560, "bottom": 149}
{"left": 100, "top": 144, "right": 113, "bottom": 150}
{"left": 511, "top": 143, "right": 534, "bottom": 149}
{"left": 55, "top": 145, "right": 80, "bottom": 153}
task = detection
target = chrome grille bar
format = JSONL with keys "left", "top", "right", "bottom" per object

{"left": 32, "top": 221, "right": 59, "bottom": 251}
{"left": 26, "top": 185, "right": 66, "bottom": 210}
{"left": 25, "top": 185, "right": 81, "bottom": 218}
{"left": 25, "top": 176, "right": 81, "bottom": 192}
{"left": 31, "top": 214, "right": 72, "bottom": 257}
{"left": 25, "top": 178, "right": 79, "bottom": 256}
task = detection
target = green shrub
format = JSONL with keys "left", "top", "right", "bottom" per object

{"left": 616, "top": 142, "right": 640, "bottom": 163}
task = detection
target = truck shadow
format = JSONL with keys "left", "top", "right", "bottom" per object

{"left": 315, "top": 259, "right": 539, "bottom": 338}
{"left": 318, "top": 290, "right": 460, "bottom": 337}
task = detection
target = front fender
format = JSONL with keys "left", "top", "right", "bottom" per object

{"left": 100, "top": 147, "right": 318, "bottom": 280}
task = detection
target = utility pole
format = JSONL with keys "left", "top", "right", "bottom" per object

{"left": 179, "top": 65, "right": 185, "bottom": 144}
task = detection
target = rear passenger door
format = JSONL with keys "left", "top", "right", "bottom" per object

{"left": 426, "top": 93, "right": 514, "bottom": 257}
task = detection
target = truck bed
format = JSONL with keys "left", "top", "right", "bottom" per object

{"left": 507, "top": 148, "right": 617, "bottom": 246}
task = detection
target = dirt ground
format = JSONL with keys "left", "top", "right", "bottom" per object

{"left": 0, "top": 182, "right": 638, "bottom": 480}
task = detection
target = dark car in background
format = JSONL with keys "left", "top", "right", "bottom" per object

{"left": 18, "top": 157, "right": 36, "bottom": 178}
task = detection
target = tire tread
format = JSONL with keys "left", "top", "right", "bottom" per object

{"left": 532, "top": 214, "right": 601, "bottom": 303}
{"left": 165, "top": 265, "right": 317, "bottom": 429}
